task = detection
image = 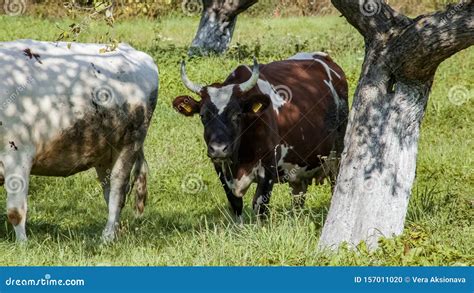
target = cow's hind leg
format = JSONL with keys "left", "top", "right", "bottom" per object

{"left": 1, "top": 151, "right": 33, "bottom": 242}
{"left": 252, "top": 167, "right": 275, "bottom": 217}
{"left": 101, "top": 146, "right": 137, "bottom": 242}
{"left": 131, "top": 148, "right": 148, "bottom": 216}
{"left": 289, "top": 180, "right": 309, "bottom": 209}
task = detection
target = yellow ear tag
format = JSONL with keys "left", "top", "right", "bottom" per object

{"left": 180, "top": 103, "right": 193, "bottom": 113}
{"left": 252, "top": 102, "right": 263, "bottom": 113}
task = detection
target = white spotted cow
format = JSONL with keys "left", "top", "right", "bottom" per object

{"left": 173, "top": 53, "right": 348, "bottom": 219}
{"left": 0, "top": 40, "right": 158, "bottom": 242}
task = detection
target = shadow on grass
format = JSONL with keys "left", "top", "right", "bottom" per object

{"left": 0, "top": 204, "right": 234, "bottom": 243}
{"left": 0, "top": 179, "right": 332, "bottom": 244}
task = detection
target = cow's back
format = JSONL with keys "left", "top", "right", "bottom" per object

{"left": 0, "top": 40, "right": 158, "bottom": 176}
{"left": 261, "top": 53, "right": 348, "bottom": 170}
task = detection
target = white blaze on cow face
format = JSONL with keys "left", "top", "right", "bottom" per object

{"left": 207, "top": 85, "right": 235, "bottom": 115}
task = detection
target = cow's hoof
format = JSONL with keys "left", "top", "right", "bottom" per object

{"left": 134, "top": 203, "right": 145, "bottom": 218}
{"left": 255, "top": 212, "right": 269, "bottom": 225}
{"left": 14, "top": 232, "right": 28, "bottom": 245}
{"left": 234, "top": 215, "right": 244, "bottom": 226}
{"left": 16, "top": 236, "right": 28, "bottom": 245}
{"left": 101, "top": 230, "right": 116, "bottom": 244}
{"left": 13, "top": 225, "right": 28, "bottom": 243}
{"left": 134, "top": 211, "right": 144, "bottom": 219}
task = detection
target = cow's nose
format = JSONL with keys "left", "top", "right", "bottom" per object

{"left": 208, "top": 143, "right": 230, "bottom": 159}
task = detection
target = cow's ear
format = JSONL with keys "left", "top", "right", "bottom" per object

{"left": 242, "top": 95, "right": 271, "bottom": 115}
{"left": 173, "top": 96, "right": 200, "bottom": 116}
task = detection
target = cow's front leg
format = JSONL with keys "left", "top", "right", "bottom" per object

{"left": 2, "top": 151, "right": 33, "bottom": 242}
{"left": 252, "top": 167, "right": 275, "bottom": 216}
{"left": 224, "top": 187, "right": 244, "bottom": 224}
{"left": 215, "top": 165, "right": 243, "bottom": 222}
{"left": 226, "top": 191, "right": 244, "bottom": 224}
{"left": 289, "top": 180, "right": 309, "bottom": 209}
{"left": 102, "top": 146, "right": 136, "bottom": 242}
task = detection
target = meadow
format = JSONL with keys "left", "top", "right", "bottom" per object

{"left": 0, "top": 14, "right": 472, "bottom": 266}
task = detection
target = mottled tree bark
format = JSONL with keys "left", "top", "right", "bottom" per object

{"left": 319, "top": 0, "right": 473, "bottom": 250}
{"left": 188, "top": 0, "right": 257, "bottom": 56}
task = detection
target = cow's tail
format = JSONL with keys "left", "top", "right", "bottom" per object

{"left": 130, "top": 148, "right": 149, "bottom": 216}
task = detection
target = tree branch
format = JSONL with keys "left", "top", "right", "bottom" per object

{"left": 203, "top": 0, "right": 257, "bottom": 19}
{"left": 389, "top": 1, "right": 474, "bottom": 80}
{"left": 333, "top": 0, "right": 474, "bottom": 80}
{"left": 331, "top": 0, "right": 411, "bottom": 41}
{"left": 225, "top": 0, "right": 258, "bottom": 18}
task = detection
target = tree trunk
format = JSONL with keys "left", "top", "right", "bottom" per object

{"left": 188, "top": 0, "right": 257, "bottom": 56}
{"left": 319, "top": 0, "right": 473, "bottom": 250}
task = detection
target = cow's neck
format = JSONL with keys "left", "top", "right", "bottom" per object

{"left": 239, "top": 112, "right": 279, "bottom": 163}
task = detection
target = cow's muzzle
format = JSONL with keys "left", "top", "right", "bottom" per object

{"left": 208, "top": 142, "right": 232, "bottom": 162}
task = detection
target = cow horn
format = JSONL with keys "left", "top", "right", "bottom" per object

{"left": 239, "top": 57, "right": 259, "bottom": 93}
{"left": 181, "top": 60, "right": 203, "bottom": 94}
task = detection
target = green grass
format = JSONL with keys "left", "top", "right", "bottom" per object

{"left": 0, "top": 15, "right": 472, "bottom": 266}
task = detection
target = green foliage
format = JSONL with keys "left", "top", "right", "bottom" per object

{"left": 28, "top": 0, "right": 179, "bottom": 19}
{"left": 23, "top": 0, "right": 465, "bottom": 19}
{"left": 0, "top": 15, "right": 472, "bottom": 266}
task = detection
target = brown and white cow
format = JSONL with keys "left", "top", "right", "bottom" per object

{"left": 173, "top": 52, "right": 349, "bottom": 219}
{"left": 0, "top": 40, "right": 158, "bottom": 242}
